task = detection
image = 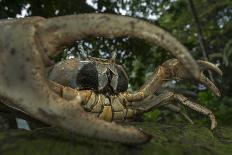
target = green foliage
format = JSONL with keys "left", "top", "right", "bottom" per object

{"left": 1, "top": 124, "right": 232, "bottom": 155}
{"left": 142, "top": 109, "right": 161, "bottom": 122}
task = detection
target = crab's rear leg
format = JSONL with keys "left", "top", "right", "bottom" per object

{"left": 173, "top": 93, "right": 217, "bottom": 130}
{"left": 130, "top": 93, "right": 194, "bottom": 124}
{"left": 133, "top": 91, "right": 216, "bottom": 130}
{"left": 164, "top": 104, "right": 194, "bottom": 125}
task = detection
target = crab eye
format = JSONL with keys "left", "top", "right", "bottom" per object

{"left": 76, "top": 61, "right": 98, "bottom": 90}
{"left": 116, "top": 65, "right": 128, "bottom": 92}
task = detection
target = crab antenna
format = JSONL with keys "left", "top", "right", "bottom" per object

{"left": 111, "top": 52, "right": 117, "bottom": 62}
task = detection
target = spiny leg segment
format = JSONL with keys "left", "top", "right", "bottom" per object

{"left": 164, "top": 104, "right": 194, "bottom": 125}
{"left": 133, "top": 91, "right": 216, "bottom": 129}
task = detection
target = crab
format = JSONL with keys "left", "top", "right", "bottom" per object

{"left": 0, "top": 13, "right": 222, "bottom": 145}
{"left": 48, "top": 52, "right": 221, "bottom": 126}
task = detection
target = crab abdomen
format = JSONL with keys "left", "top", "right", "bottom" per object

{"left": 55, "top": 86, "right": 137, "bottom": 122}
{"left": 80, "top": 93, "right": 137, "bottom": 121}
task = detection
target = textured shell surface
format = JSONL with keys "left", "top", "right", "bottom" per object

{"left": 49, "top": 57, "right": 129, "bottom": 95}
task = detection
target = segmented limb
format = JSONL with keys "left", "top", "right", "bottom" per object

{"left": 130, "top": 93, "right": 193, "bottom": 124}
{"left": 164, "top": 104, "right": 194, "bottom": 125}
{"left": 122, "top": 58, "right": 222, "bottom": 102}
{"left": 133, "top": 91, "right": 216, "bottom": 130}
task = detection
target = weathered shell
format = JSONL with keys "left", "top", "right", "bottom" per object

{"left": 49, "top": 58, "right": 129, "bottom": 94}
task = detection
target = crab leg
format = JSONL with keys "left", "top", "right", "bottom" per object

{"left": 122, "top": 59, "right": 222, "bottom": 102}
{"left": 164, "top": 104, "right": 194, "bottom": 125}
{"left": 131, "top": 93, "right": 194, "bottom": 124}
{"left": 122, "top": 66, "right": 168, "bottom": 101}
{"left": 133, "top": 91, "right": 216, "bottom": 130}
{"left": 173, "top": 93, "right": 216, "bottom": 129}
{"left": 0, "top": 17, "right": 150, "bottom": 144}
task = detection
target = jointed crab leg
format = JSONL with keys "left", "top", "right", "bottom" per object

{"left": 122, "top": 59, "right": 222, "bottom": 102}
{"left": 123, "top": 66, "right": 167, "bottom": 101}
{"left": 131, "top": 93, "right": 194, "bottom": 124}
{"left": 133, "top": 91, "right": 216, "bottom": 130}
{"left": 173, "top": 93, "right": 216, "bottom": 130}
{"left": 164, "top": 104, "right": 194, "bottom": 125}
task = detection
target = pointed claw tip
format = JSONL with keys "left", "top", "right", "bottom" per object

{"left": 218, "top": 70, "right": 223, "bottom": 76}
{"left": 198, "top": 60, "right": 223, "bottom": 76}
{"left": 214, "top": 67, "right": 223, "bottom": 76}
{"left": 216, "top": 92, "right": 221, "bottom": 97}
{"left": 213, "top": 89, "right": 221, "bottom": 97}
{"left": 189, "top": 120, "right": 194, "bottom": 125}
{"left": 125, "top": 129, "right": 151, "bottom": 145}
{"left": 209, "top": 114, "right": 217, "bottom": 130}
{"left": 210, "top": 124, "right": 217, "bottom": 130}
{"left": 138, "top": 128, "right": 152, "bottom": 143}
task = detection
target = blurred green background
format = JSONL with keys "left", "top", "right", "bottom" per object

{"left": 0, "top": 0, "right": 231, "bottom": 127}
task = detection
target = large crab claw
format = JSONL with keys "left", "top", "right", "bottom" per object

{"left": 0, "top": 14, "right": 201, "bottom": 144}
{"left": 162, "top": 59, "right": 222, "bottom": 97}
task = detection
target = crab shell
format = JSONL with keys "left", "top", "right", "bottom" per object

{"left": 49, "top": 57, "right": 129, "bottom": 94}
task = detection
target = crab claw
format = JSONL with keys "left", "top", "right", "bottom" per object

{"left": 37, "top": 14, "right": 200, "bottom": 79}
{"left": 197, "top": 60, "right": 222, "bottom": 97}
{"left": 0, "top": 16, "right": 150, "bottom": 144}
{"left": 197, "top": 60, "right": 223, "bottom": 76}
{"left": 162, "top": 59, "right": 222, "bottom": 97}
